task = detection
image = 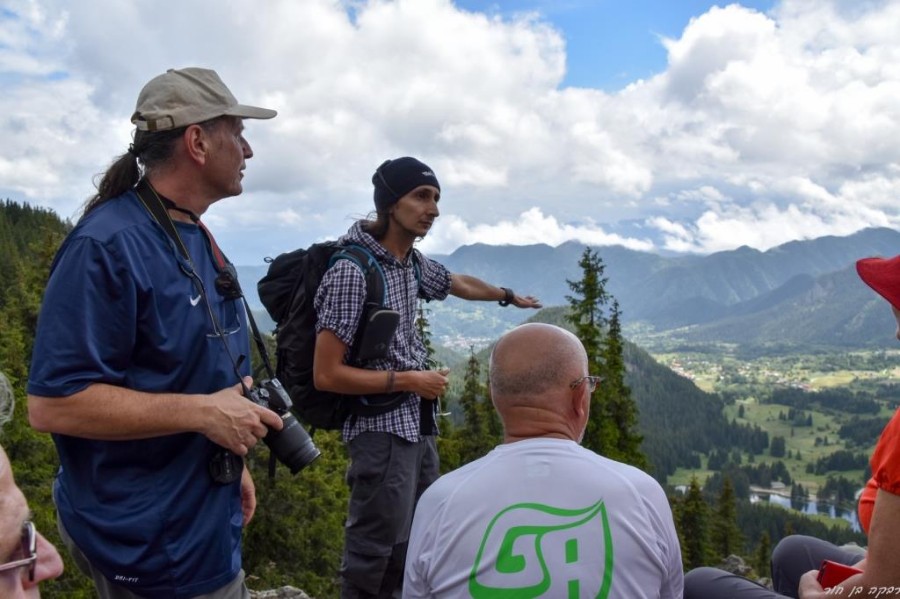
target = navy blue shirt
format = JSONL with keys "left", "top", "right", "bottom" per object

{"left": 28, "top": 190, "right": 249, "bottom": 597}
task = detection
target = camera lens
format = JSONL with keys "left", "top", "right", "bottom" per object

{"left": 265, "top": 412, "right": 321, "bottom": 474}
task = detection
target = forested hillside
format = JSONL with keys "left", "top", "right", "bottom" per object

{"left": 0, "top": 201, "right": 83, "bottom": 594}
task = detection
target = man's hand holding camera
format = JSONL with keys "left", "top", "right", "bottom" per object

{"left": 201, "top": 376, "right": 284, "bottom": 456}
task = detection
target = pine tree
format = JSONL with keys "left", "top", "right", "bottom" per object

{"left": 754, "top": 531, "right": 772, "bottom": 577}
{"left": 565, "top": 247, "right": 647, "bottom": 468}
{"left": 770, "top": 435, "right": 786, "bottom": 458}
{"left": 482, "top": 385, "right": 502, "bottom": 440}
{"left": 565, "top": 248, "right": 608, "bottom": 355}
{"left": 710, "top": 475, "right": 744, "bottom": 560}
{"left": 677, "top": 477, "right": 711, "bottom": 569}
{"left": 415, "top": 303, "right": 435, "bottom": 363}
{"left": 565, "top": 247, "right": 614, "bottom": 454}
{"left": 457, "top": 346, "right": 493, "bottom": 464}
{"left": 599, "top": 299, "right": 646, "bottom": 468}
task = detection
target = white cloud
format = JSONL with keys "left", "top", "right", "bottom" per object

{"left": 648, "top": 180, "right": 899, "bottom": 254}
{"left": 418, "top": 207, "right": 656, "bottom": 254}
{"left": 3, "top": 0, "right": 900, "bottom": 263}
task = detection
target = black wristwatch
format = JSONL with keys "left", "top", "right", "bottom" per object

{"left": 499, "top": 287, "right": 514, "bottom": 307}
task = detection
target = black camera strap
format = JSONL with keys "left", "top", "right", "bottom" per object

{"left": 134, "top": 180, "right": 275, "bottom": 380}
{"left": 134, "top": 180, "right": 285, "bottom": 480}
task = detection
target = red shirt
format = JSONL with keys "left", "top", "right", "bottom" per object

{"left": 858, "top": 407, "right": 900, "bottom": 534}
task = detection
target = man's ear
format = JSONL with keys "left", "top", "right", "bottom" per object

{"left": 571, "top": 384, "right": 587, "bottom": 419}
{"left": 183, "top": 124, "right": 209, "bottom": 165}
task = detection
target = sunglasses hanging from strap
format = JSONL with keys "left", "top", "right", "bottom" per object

{"left": 133, "top": 180, "right": 276, "bottom": 381}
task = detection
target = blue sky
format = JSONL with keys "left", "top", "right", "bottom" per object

{"left": 2, "top": 0, "right": 900, "bottom": 263}
{"left": 456, "top": 0, "right": 775, "bottom": 89}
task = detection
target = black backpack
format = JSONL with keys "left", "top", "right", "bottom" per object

{"left": 257, "top": 241, "right": 410, "bottom": 431}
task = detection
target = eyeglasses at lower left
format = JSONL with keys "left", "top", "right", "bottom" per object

{"left": 0, "top": 520, "right": 37, "bottom": 582}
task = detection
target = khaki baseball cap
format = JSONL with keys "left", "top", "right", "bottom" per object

{"left": 131, "top": 67, "right": 277, "bottom": 132}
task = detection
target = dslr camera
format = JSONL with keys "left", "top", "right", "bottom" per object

{"left": 246, "top": 378, "right": 320, "bottom": 473}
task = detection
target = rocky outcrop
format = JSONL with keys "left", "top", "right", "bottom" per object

{"left": 249, "top": 587, "right": 312, "bottom": 599}
{"left": 717, "top": 554, "right": 771, "bottom": 589}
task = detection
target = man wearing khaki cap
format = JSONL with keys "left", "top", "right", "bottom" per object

{"left": 27, "top": 67, "right": 281, "bottom": 598}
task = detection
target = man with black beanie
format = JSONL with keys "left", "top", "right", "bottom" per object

{"left": 313, "top": 156, "right": 542, "bottom": 598}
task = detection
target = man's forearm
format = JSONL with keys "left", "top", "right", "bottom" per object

{"left": 29, "top": 383, "right": 212, "bottom": 440}
{"left": 449, "top": 273, "right": 506, "bottom": 301}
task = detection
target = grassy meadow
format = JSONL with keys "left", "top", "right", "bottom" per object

{"left": 654, "top": 348, "right": 897, "bottom": 503}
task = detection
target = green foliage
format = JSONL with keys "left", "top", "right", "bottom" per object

{"left": 565, "top": 248, "right": 647, "bottom": 468}
{"left": 626, "top": 343, "right": 768, "bottom": 481}
{"left": 770, "top": 435, "right": 786, "bottom": 458}
{"left": 565, "top": 247, "right": 608, "bottom": 354}
{"left": 677, "top": 474, "right": 866, "bottom": 576}
{"left": 440, "top": 346, "right": 501, "bottom": 472}
{"left": 483, "top": 383, "right": 502, "bottom": 440}
{"left": 769, "top": 386, "right": 880, "bottom": 414}
{"left": 709, "top": 476, "right": 744, "bottom": 560}
{"left": 565, "top": 248, "right": 612, "bottom": 452}
{"left": 243, "top": 432, "right": 349, "bottom": 598}
{"left": 819, "top": 474, "right": 863, "bottom": 505}
{"left": 460, "top": 349, "right": 483, "bottom": 432}
{"left": 839, "top": 415, "right": 891, "bottom": 448}
{"left": 0, "top": 202, "right": 69, "bottom": 385}
{"left": 753, "top": 531, "right": 771, "bottom": 576}
{"left": 675, "top": 478, "right": 711, "bottom": 569}
{"left": 598, "top": 300, "right": 646, "bottom": 469}
{"left": 735, "top": 495, "right": 864, "bottom": 554}
{"left": 415, "top": 303, "right": 435, "bottom": 362}
{"left": 810, "top": 450, "right": 869, "bottom": 475}
{"left": 0, "top": 200, "right": 94, "bottom": 596}
{"left": 704, "top": 456, "right": 793, "bottom": 490}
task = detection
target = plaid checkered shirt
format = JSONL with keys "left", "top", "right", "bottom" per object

{"left": 314, "top": 221, "right": 452, "bottom": 442}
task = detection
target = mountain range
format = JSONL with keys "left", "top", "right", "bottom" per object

{"left": 238, "top": 226, "right": 900, "bottom": 350}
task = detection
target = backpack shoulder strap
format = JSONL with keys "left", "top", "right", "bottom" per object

{"left": 329, "top": 244, "right": 388, "bottom": 306}
{"left": 410, "top": 249, "right": 422, "bottom": 286}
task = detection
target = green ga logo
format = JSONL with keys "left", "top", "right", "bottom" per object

{"left": 468, "top": 500, "right": 613, "bottom": 598}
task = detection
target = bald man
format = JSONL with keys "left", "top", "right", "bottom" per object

{"left": 403, "top": 323, "right": 683, "bottom": 598}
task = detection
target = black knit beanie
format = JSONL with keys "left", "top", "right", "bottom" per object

{"left": 372, "top": 157, "right": 440, "bottom": 212}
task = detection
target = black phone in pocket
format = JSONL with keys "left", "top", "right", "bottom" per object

{"left": 355, "top": 304, "right": 400, "bottom": 362}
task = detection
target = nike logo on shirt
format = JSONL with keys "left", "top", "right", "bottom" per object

{"left": 190, "top": 294, "right": 202, "bottom": 306}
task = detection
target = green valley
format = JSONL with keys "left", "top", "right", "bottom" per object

{"left": 653, "top": 346, "right": 899, "bottom": 528}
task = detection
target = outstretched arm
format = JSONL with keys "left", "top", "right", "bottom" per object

{"left": 449, "top": 273, "right": 542, "bottom": 308}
